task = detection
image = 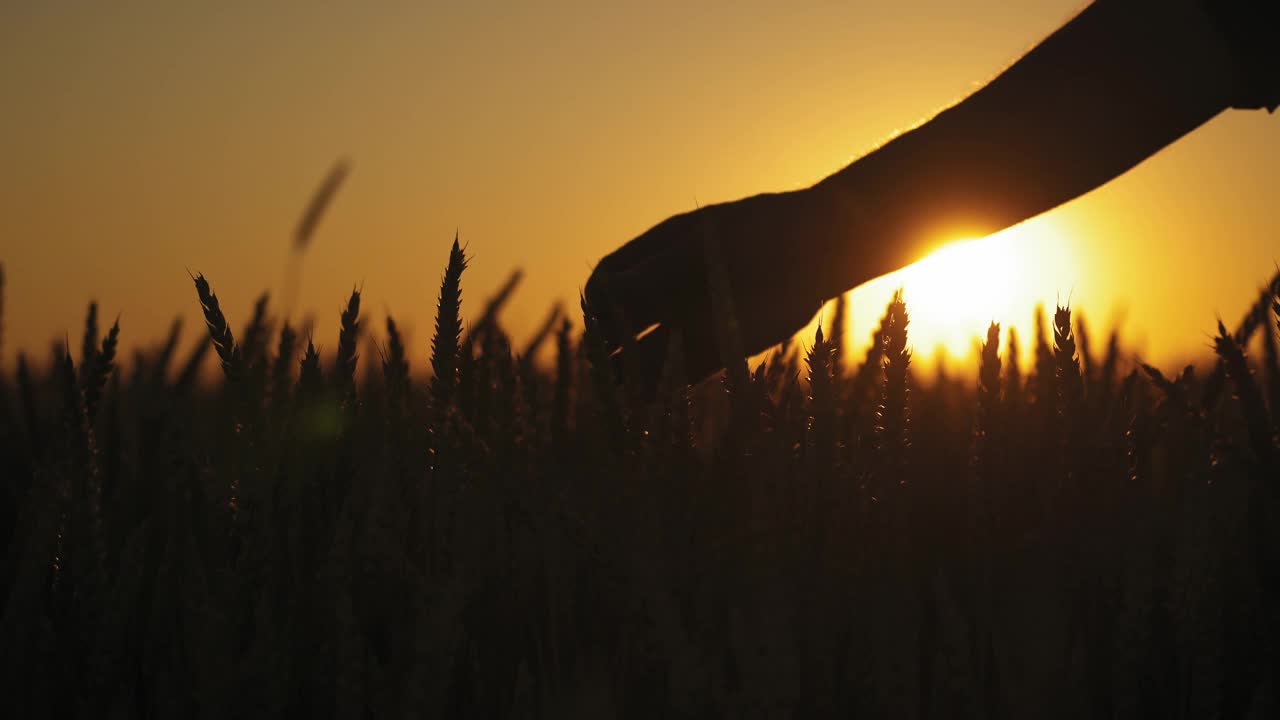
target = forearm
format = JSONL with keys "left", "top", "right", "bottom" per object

{"left": 807, "top": 0, "right": 1248, "bottom": 299}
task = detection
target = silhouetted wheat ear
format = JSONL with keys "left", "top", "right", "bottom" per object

{"left": 979, "top": 322, "right": 1002, "bottom": 411}
{"left": 1139, "top": 362, "right": 1176, "bottom": 394}
{"left": 1005, "top": 326, "right": 1023, "bottom": 403}
{"left": 241, "top": 292, "right": 270, "bottom": 367}
{"left": 297, "top": 337, "right": 323, "bottom": 400}
{"left": 60, "top": 347, "right": 84, "bottom": 435}
{"left": 807, "top": 325, "right": 834, "bottom": 408}
{"left": 806, "top": 323, "right": 837, "bottom": 471}
{"left": 973, "top": 322, "right": 1003, "bottom": 498}
{"left": 877, "top": 290, "right": 912, "bottom": 471}
{"left": 1214, "top": 320, "right": 1275, "bottom": 468}
{"left": 82, "top": 318, "right": 119, "bottom": 421}
{"left": 782, "top": 341, "right": 801, "bottom": 388}
{"left": 854, "top": 302, "right": 892, "bottom": 400}
{"left": 522, "top": 302, "right": 564, "bottom": 366}
{"left": 485, "top": 328, "right": 519, "bottom": 436}
{"left": 470, "top": 268, "right": 523, "bottom": 342}
{"left": 294, "top": 158, "right": 350, "bottom": 252}
{"left": 430, "top": 235, "right": 467, "bottom": 410}
{"left": 1053, "top": 304, "right": 1083, "bottom": 418}
{"left": 383, "top": 314, "right": 409, "bottom": 396}
{"left": 763, "top": 339, "right": 791, "bottom": 396}
{"left": 152, "top": 317, "right": 183, "bottom": 384}
{"left": 1236, "top": 269, "right": 1280, "bottom": 344}
{"left": 1202, "top": 268, "right": 1280, "bottom": 413}
{"left": 271, "top": 321, "right": 298, "bottom": 405}
{"left": 335, "top": 287, "right": 361, "bottom": 398}
{"left": 1101, "top": 330, "right": 1119, "bottom": 395}
{"left": 191, "top": 273, "right": 242, "bottom": 381}
{"left": 174, "top": 338, "right": 211, "bottom": 393}
{"left": 80, "top": 301, "right": 99, "bottom": 381}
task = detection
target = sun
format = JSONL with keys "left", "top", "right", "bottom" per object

{"left": 835, "top": 214, "right": 1081, "bottom": 369}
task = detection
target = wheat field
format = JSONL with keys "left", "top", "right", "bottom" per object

{"left": 1, "top": 247, "right": 1279, "bottom": 718}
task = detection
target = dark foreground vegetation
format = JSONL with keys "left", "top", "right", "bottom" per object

{"left": 1, "top": 251, "right": 1279, "bottom": 719}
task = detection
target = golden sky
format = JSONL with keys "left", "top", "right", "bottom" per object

{"left": 2, "top": 1, "right": 1278, "bottom": 372}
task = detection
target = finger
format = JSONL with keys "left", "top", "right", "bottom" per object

{"left": 613, "top": 299, "right": 723, "bottom": 397}
{"left": 587, "top": 239, "right": 705, "bottom": 353}
{"left": 608, "top": 242, "right": 704, "bottom": 332}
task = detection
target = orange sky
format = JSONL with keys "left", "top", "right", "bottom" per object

{"left": 2, "top": 1, "right": 1278, "bottom": 373}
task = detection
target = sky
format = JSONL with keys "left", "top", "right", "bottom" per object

{"left": 2, "top": 0, "right": 1278, "bottom": 373}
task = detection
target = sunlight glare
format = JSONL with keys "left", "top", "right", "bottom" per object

{"left": 837, "top": 215, "right": 1081, "bottom": 371}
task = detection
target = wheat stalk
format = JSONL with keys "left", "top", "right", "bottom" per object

{"left": 521, "top": 302, "right": 564, "bottom": 367}
{"left": 1005, "top": 326, "right": 1023, "bottom": 408}
{"left": 1054, "top": 304, "right": 1083, "bottom": 422}
{"left": 191, "top": 272, "right": 242, "bottom": 381}
{"left": 297, "top": 336, "right": 323, "bottom": 401}
{"left": 468, "top": 268, "right": 523, "bottom": 343}
{"left": 1214, "top": 320, "right": 1275, "bottom": 469}
{"left": 152, "top": 317, "right": 183, "bottom": 385}
{"left": 877, "top": 289, "right": 911, "bottom": 464}
{"left": 80, "top": 301, "right": 99, "bottom": 381}
{"left": 174, "top": 337, "right": 211, "bottom": 393}
{"left": 806, "top": 323, "right": 837, "bottom": 475}
{"left": 1201, "top": 268, "right": 1280, "bottom": 413}
{"left": 335, "top": 287, "right": 361, "bottom": 403}
{"left": 82, "top": 318, "right": 118, "bottom": 421}
{"left": 271, "top": 321, "right": 298, "bottom": 409}
{"left": 430, "top": 235, "right": 467, "bottom": 411}
{"left": 383, "top": 314, "right": 409, "bottom": 400}
{"left": 241, "top": 292, "right": 270, "bottom": 369}
{"left": 977, "top": 321, "right": 1002, "bottom": 443}
{"left": 293, "top": 159, "right": 351, "bottom": 252}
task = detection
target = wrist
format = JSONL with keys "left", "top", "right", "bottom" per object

{"left": 1199, "top": 0, "right": 1280, "bottom": 111}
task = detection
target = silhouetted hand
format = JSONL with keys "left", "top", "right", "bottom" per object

{"left": 585, "top": 188, "right": 837, "bottom": 390}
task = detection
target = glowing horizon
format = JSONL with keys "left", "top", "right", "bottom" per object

{"left": 2, "top": 1, "right": 1278, "bottom": 374}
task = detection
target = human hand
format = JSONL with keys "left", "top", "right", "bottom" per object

{"left": 584, "top": 188, "right": 837, "bottom": 391}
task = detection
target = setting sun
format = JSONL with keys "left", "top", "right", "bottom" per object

{"left": 834, "top": 214, "right": 1082, "bottom": 369}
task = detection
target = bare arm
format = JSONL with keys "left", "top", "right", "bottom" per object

{"left": 588, "top": 0, "right": 1276, "bottom": 387}
{"left": 806, "top": 0, "right": 1262, "bottom": 298}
